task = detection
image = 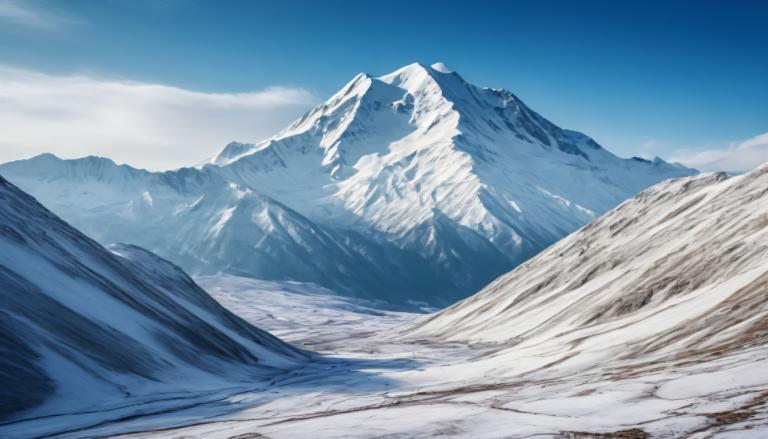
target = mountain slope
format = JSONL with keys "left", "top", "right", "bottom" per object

{"left": 0, "top": 63, "right": 696, "bottom": 306}
{"left": 0, "top": 175, "right": 306, "bottom": 422}
{"left": 378, "top": 164, "right": 768, "bottom": 436}
{"left": 410, "top": 163, "right": 768, "bottom": 369}
{"left": 0, "top": 155, "right": 454, "bottom": 306}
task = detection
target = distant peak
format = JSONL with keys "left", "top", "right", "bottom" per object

{"left": 214, "top": 141, "right": 256, "bottom": 165}
{"left": 430, "top": 62, "right": 453, "bottom": 73}
{"left": 351, "top": 72, "right": 371, "bottom": 81}
{"left": 31, "top": 152, "right": 62, "bottom": 161}
{"left": 26, "top": 153, "right": 113, "bottom": 166}
{"left": 81, "top": 155, "right": 116, "bottom": 163}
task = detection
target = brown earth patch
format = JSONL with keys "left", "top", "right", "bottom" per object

{"left": 558, "top": 428, "right": 649, "bottom": 438}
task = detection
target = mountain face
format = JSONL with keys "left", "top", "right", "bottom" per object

{"left": 0, "top": 63, "right": 696, "bottom": 307}
{"left": 410, "top": 163, "right": 768, "bottom": 371}
{"left": 0, "top": 175, "right": 306, "bottom": 421}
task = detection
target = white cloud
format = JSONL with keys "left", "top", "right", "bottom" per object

{"left": 0, "top": 0, "right": 73, "bottom": 29}
{"left": 636, "top": 139, "right": 658, "bottom": 159}
{"left": 0, "top": 67, "right": 318, "bottom": 170}
{"left": 670, "top": 133, "right": 768, "bottom": 173}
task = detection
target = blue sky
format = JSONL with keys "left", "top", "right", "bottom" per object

{"left": 0, "top": 0, "right": 766, "bottom": 171}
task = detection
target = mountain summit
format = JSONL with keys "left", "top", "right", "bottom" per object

{"left": 0, "top": 63, "right": 696, "bottom": 306}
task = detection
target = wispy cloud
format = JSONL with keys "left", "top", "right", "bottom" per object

{"left": 637, "top": 139, "right": 658, "bottom": 158}
{"left": 0, "top": 0, "right": 74, "bottom": 29}
{"left": 670, "top": 133, "right": 768, "bottom": 173}
{"left": 0, "top": 67, "right": 318, "bottom": 170}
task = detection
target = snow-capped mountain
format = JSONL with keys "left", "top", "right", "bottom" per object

{"left": 0, "top": 175, "right": 306, "bottom": 423}
{"left": 0, "top": 63, "right": 696, "bottom": 306}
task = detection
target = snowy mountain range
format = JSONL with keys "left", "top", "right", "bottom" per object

{"left": 0, "top": 175, "right": 306, "bottom": 424}
{"left": 0, "top": 63, "right": 696, "bottom": 307}
{"left": 17, "top": 163, "right": 765, "bottom": 438}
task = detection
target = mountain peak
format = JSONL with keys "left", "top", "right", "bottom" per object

{"left": 339, "top": 72, "right": 373, "bottom": 94}
{"left": 214, "top": 141, "right": 256, "bottom": 164}
{"left": 430, "top": 62, "right": 453, "bottom": 73}
{"left": 377, "top": 62, "right": 465, "bottom": 89}
{"left": 207, "top": 61, "right": 695, "bottom": 191}
{"left": 31, "top": 152, "right": 61, "bottom": 161}
{"left": 377, "top": 62, "right": 431, "bottom": 83}
{"left": 384, "top": 61, "right": 456, "bottom": 76}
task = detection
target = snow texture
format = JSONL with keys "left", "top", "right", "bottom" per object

{"left": 42, "top": 164, "right": 768, "bottom": 439}
{"left": 0, "top": 176, "right": 306, "bottom": 431}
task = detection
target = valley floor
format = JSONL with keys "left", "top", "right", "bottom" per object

{"left": 7, "top": 275, "right": 768, "bottom": 438}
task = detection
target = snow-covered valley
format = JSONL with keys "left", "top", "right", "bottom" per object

{"left": 19, "top": 270, "right": 766, "bottom": 439}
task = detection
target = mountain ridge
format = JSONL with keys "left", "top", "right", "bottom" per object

{"left": 0, "top": 175, "right": 306, "bottom": 422}
{"left": 0, "top": 63, "right": 697, "bottom": 306}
